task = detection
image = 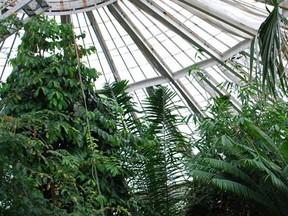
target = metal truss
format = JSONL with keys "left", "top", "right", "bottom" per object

{"left": 0, "top": 0, "right": 49, "bottom": 41}
{"left": 45, "top": 0, "right": 116, "bottom": 15}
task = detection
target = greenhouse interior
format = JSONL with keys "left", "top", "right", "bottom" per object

{"left": 0, "top": 0, "right": 288, "bottom": 215}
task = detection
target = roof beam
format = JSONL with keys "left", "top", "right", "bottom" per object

{"left": 128, "top": 37, "right": 251, "bottom": 92}
{"left": 222, "top": 38, "right": 251, "bottom": 60}
{"left": 0, "top": 0, "right": 49, "bottom": 42}
{"left": 127, "top": 54, "right": 243, "bottom": 92}
{"left": 0, "top": 0, "right": 33, "bottom": 19}
{"left": 45, "top": 0, "right": 116, "bottom": 15}
{"left": 86, "top": 11, "right": 121, "bottom": 82}
{"left": 170, "top": 0, "right": 252, "bottom": 39}
{"left": 256, "top": 0, "right": 288, "bottom": 10}
{"left": 177, "top": 0, "right": 261, "bottom": 36}
{"left": 108, "top": 2, "right": 203, "bottom": 115}
{"left": 194, "top": 69, "right": 242, "bottom": 112}
{"left": 128, "top": 76, "right": 169, "bottom": 92}
{"left": 129, "top": 0, "right": 223, "bottom": 61}
{"left": 0, "top": 0, "right": 49, "bottom": 19}
{"left": 0, "top": 33, "right": 18, "bottom": 82}
{"left": 128, "top": 0, "right": 252, "bottom": 83}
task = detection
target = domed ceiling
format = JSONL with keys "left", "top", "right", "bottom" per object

{"left": 0, "top": 0, "right": 284, "bottom": 129}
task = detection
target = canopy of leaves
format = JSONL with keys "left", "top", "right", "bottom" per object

{"left": 0, "top": 16, "right": 133, "bottom": 216}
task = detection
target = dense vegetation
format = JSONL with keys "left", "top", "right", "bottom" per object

{"left": 0, "top": 1, "right": 288, "bottom": 215}
{"left": 186, "top": 92, "right": 288, "bottom": 215}
{"left": 0, "top": 16, "right": 133, "bottom": 215}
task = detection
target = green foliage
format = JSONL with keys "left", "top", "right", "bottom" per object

{"left": 250, "top": 2, "right": 288, "bottom": 98}
{"left": 99, "top": 80, "right": 140, "bottom": 132}
{"left": 0, "top": 16, "right": 132, "bottom": 215}
{"left": 187, "top": 90, "right": 288, "bottom": 215}
{"left": 188, "top": 66, "right": 200, "bottom": 76}
{"left": 102, "top": 83, "right": 189, "bottom": 216}
{"left": 1, "top": 9, "right": 288, "bottom": 216}
{"left": 0, "top": 14, "right": 22, "bottom": 41}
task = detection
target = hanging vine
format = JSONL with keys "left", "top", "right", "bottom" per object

{"left": 0, "top": 16, "right": 133, "bottom": 215}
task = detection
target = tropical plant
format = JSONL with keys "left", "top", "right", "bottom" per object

{"left": 136, "top": 86, "right": 188, "bottom": 216}
{"left": 250, "top": 0, "right": 288, "bottom": 98}
{"left": 2, "top": 2, "right": 288, "bottom": 216}
{"left": 0, "top": 14, "right": 22, "bottom": 41}
{"left": 186, "top": 90, "right": 288, "bottom": 215}
{"left": 0, "top": 16, "right": 134, "bottom": 215}
{"left": 101, "top": 82, "right": 189, "bottom": 216}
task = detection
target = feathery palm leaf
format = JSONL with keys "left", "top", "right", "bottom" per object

{"left": 211, "top": 179, "right": 272, "bottom": 208}
{"left": 137, "top": 86, "right": 188, "bottom": 216}
{"left": 251, "top": 2, "right": 288, "bottom": 97}
{"left": 99, "top": 80, "right": 140, "bottom": 132}
{"left": 100, "top": 83, "right": 188, "bottom": 215}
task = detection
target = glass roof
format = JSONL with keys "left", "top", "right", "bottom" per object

{"left": 0, "top": 0, "right": 277, "bottom": 129}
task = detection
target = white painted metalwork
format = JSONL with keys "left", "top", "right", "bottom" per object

{"left": 45, "top": 0, "right": 116, "bottom": 15}
{"left": 0, "top": 0, "right": 49, "bottom": 42}
{"left": 0, "top": 0, "right": 49, "bottom": 19}
{"left": 0, "top": 0, "right": 281, "bottom": 120}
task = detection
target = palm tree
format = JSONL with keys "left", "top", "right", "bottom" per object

{"left": 101, "top": 83, "right": 189, "bottom": 216}
{"left": 187, "top": 95, "right": 288, "bottom": 216}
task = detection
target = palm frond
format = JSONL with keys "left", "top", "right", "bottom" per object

{"left": 211, "top": 179, "right": 272, "bottom": 208}
{"left": 239, "top": 117, "right": 280, "bottom": 155}
{"left": 190, "top": 170, "right": 216, "bottom": 182}
{"left": 252, "top": 3, "right": 288, "bottom": 97}
{"left": 204, "top": 158, "right": 258, "bottom": 188}
{"left": 99, "top": 80, "right": 141, "bottom": 132}
{"left": 143, "top": 86, "right": 186, "bottom": 142}
{"left": 269, "top": 174, "right": 288, "bottom": 197}
{"left": 280, "top": 141, "right": 288, "bottom": 162}
{"left": 134, "top": 85, "right": 189, "bottom": 215}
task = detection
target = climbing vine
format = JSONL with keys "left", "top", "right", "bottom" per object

{"left": 0, "top": 16, "right": 133, "bottom": 215}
